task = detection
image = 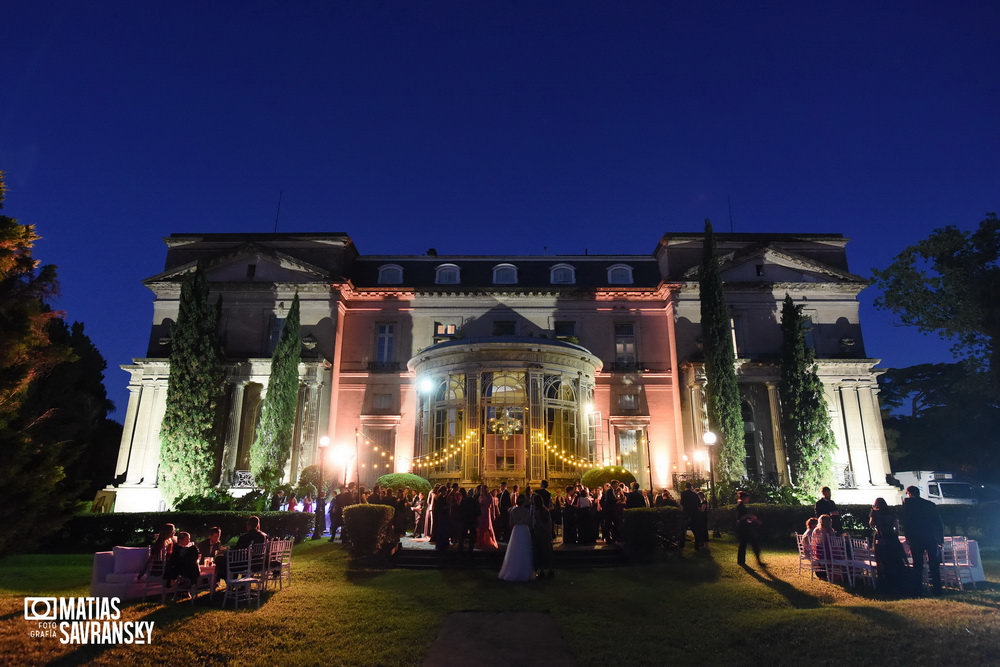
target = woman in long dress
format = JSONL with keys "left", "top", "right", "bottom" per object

{"left": 499, "top": 494, "right": 534, "bottom": 581}
{"left": 476, "top": 485, "right": 499, "bottom": 550}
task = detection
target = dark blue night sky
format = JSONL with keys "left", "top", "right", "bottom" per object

{"left": 2, "top": 1, "right": 997, "bottom": 415}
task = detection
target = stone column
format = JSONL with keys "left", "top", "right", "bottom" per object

{"left": 220, "top": 380, "right": 247, "bottom": 487}
{"left": 765, "top": 382, "right": 790, "bottom": 485}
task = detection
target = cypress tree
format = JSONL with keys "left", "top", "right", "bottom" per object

{"left": 250, "top": 293, "right": 302, "bottom": 492}
{"left": 158, "top": 265, "right": 224, "bottom": 505}
{"left": 699, "top": 219, "right": 746, "bottom": 481}
{"left": 779, "top": 294, "right": 837, "bottom": 491}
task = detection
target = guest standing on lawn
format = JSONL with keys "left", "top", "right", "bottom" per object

{"left": 901, "top": 485, "right": 945, "bottom": 595}
{"left": 736, "top": 491, "right": 763, "bottom": 567}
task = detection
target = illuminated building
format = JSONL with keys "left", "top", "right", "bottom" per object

{"left": 112, "top": 232, "right": 894, "bottom": 510}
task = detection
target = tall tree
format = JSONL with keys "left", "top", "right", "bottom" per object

{"left": 872, "top": 213, "right": 1000, "bottom": 392}
{"left": 250, "top": 294, "right": 302, "bottom": 492}
{"left": 0, "top": 171, "right": 76, "bottom": 555}
{"left": 699, "top": 220, "right": 746, "bottom": 481}
{"left": 158, "top": 265, "right": 225, "bottom": 506}
{"left": 879, "top": 363, "right": 1000, "bottom": 477}
{"left": 778, "top": 294, "right": 837, "bottom": 492}
{"left": 19, "top": 319, "right": 123, "bottom": 499}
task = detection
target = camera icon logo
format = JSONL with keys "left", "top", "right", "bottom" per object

{"left": 24, "top": 597, "right": 58, "bottom": 621}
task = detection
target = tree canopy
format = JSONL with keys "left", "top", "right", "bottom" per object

{"left": 872, "top": 213, "right": 1000, "bottom": 392}
{"left": 879, "top": 362, "right": 1000, "bottom": 478}
{"left": 0, "top": 172, "right": 80, "bottom": 555}
{"left": 699, "top": 219, "right": 746, "bottom": 481}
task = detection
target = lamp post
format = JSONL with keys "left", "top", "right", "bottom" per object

{"left": 318, "top": 435, "right": 330, "bottom": 492}
{"left": 702, "top": 431, "right": 718, "bottom": 508}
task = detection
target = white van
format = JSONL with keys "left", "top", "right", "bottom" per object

{"left": 893, "top": 471, "right": 977, "bottom": 506}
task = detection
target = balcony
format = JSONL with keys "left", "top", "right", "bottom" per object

{"left": 609, "top": 360, "right": 645, "bottom": 373}
{"left": 367, "top": 361, "right": 401, "bottom": 373}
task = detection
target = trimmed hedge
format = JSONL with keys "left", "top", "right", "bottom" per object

{"left": 622, "top": 507, "right": 686, "bottom": 555}
{"left": 707, "top": 501, "right": 1000, "bottom": 548}
{"left": 41, "top": 511, "right": 315, "bottom": 553}
{"left": 581, "top": 466, "right": 637, "bottom": 489}
{"left": 375, "top": 473, "right": 431, "bottom": 495}
{"left": 342, "top": 504, "right": 396, "bottom": 562}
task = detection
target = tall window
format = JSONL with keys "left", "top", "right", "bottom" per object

{"left": 614, "top": 322, "right": 636, "bottom": 365}
{"left": 435, "top": 264, "right": 460, "bottom": 284}
{"left": 375, "top": 323, "right": 395, "bottom": 362}
{"left": 377, "top": 264, "right": 403, "bottom": 284}
{"left": 554, "top": 321, "right": 575, "bottom": 339}
{"left": 803, "top": 314, "right": 816, "bottom": 350}
{"left": 550, "top": 264, "right": 575, "bottom": 285}
{"left": 607, "top": 264, "right": 634, "bottom": 284}
{"left": 433, "top": 321, "right": 458, "bottom": 343}
{"left": 617, "top": 427, "right": 645, "bottom": 476}
{"left": 492, "top": 264, "right": 518, "bottom": 284}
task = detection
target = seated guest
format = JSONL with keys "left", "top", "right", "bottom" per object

{"left": 802, "top": 517, "right": 819, "bottom": 558}
{"left": 163, "top": 532, "right": 201, "bottom": 594}
{"left": 138, "top": 523, "right": 176, "bottom": 579}
{"left": 197, "top": 526, "right": 223, "bottom": 560}
{"left": 235, "top": 516, "right": 269, "bottom": 549}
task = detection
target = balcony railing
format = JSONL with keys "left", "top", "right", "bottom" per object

{"left": 609, "top": 360, "right": 644, "bottom": 372}
{"left": 367, "top": 361, "right": 401, "bottom": 373}
{"left": 232, "top": 470, "right": 256, "bottom": 488}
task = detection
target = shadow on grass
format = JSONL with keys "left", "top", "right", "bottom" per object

{"left": 741, "top": 564, "right": 823, "bottom": 609}
{"left": 48, "top": 589, "right": 276, "bottom": 666}
{"left": 842, "top": 605, "right": 908, "bottom": 629}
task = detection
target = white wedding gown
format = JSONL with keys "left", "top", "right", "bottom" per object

{"left": 498, "top": 509, "right": 534, "bottom": 582}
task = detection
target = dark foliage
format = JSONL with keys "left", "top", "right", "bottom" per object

{"left": 342, "top": 504, "right": 396, "bottom": 561}
{"left": 622, "top": 507, "right": 685, "bottom": 555}
{"left": 41, "top": 510, "right": 315, "bottom": 552}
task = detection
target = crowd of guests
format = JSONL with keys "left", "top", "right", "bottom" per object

{"left": 136, "top": 516, "right": 281, "bottom": 601}
{"left": 799, "top": 485, "right": 946, "bottom": 595}
{"left": 319, "top": 479, "right": 710, "bottom": 553}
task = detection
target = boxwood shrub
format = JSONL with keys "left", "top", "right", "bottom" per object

{"left": 342, "top": 504, "right": 396, "bottom": 563}
{"left": 622, "top": 507, "right": 685, "bottom": 555}
{"left": 41, "top": 511, "right": 315, "bottom": 552}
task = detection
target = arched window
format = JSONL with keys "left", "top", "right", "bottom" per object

{"left": 607, "top": 263, "right": 634, "bottom": 285}
{"left": 435, "top": 264, "right": 461, "bottom": 284}
{"left": 492, "top": 263, "right": 518, "bottom": 285}
{"left": 377, "top": 264, "right": 403, "bottom": 285}
{"left": 549, "top": 263, "right": 576, "bottom": 285}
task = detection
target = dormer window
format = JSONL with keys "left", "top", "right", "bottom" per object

{"left": 435, "top": 264, "right": 461, "bottom": 284}
{"left": 492, "top": 263, "right": 518, "bottom": 285}
{"left": 607, "top": 264, "right": 634, "bottom": 285}
{"left": 377, "top": 264, "right": 403, "bottom": 285}
{"left": 550, "top": 263, "right": 576, "bottom": 285}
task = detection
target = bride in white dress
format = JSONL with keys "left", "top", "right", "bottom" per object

{"left": 498, "top": 494, "right": 534, "bottom": 581}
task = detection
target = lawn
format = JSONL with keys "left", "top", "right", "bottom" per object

{"left": 1, "top": 539, "right": 998, "bottom": 666}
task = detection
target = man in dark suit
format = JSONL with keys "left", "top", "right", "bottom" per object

{"left": 536, "top": 479, "right": 553, "bottom": 509}
{"left": 815, "top": 486, "right": 842, "bottom": 533}
{"left": 497, "top": 481, "right": 512, "bottom": 542}
{"left": 680, "top": 482, "right": 703, "bottom": 551}
{"left": 329, "top": 484, "right": 354, "bottom": 542}
{"left": 625, "top": 482, "right": 646, "bottom": 509}
{"left": 902, "top": 485, "right": 945, "bottom": 595}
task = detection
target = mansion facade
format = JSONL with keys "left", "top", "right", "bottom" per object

{"left": 112, "top": 231, "right": 895, "bottom": 511}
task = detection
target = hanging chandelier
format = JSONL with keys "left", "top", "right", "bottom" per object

{"left": 488, "top": 407, "right": 522, "bottom": 440}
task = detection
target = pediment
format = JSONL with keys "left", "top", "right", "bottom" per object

{"left": 684, "top": 246, "right": 866, "bottom": 284}
{"left": 145, "top": 243, "right": 331, "bottom": 285}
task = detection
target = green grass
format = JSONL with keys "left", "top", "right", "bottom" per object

{"left": 2, "top": 539, "right": 998, "bottom": 666}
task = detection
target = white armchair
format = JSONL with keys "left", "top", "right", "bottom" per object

{"left": 90, "top": 546, "right": 163, "bottom": 600}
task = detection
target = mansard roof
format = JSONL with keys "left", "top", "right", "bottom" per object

{"left": 351, "top": 255, "right": 661, "bottom": 288}
{"left": 680, "top": 243, "right": 867, "bottom": 284}
{"left": 145, "top": 240, "right": 335, "bottom": 284}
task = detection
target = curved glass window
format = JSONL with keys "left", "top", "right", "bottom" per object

{"left": 607, "top": 263, "right": 634, "bottom": 284}
{"left": 492, "top": 264, "right": 518, "bottom": 284}
{"left": 435, "top": 264, "right": 461, "bottom": 284}
{"left": 550, "top": 264, "right": 575, "bottom": 285}
{"left": 377, "top": 264, "right": 403, "bottom": 284}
